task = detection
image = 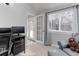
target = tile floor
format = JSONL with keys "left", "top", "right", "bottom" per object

{"left": 16, "top": 40, "right": 49, "bottom": 56}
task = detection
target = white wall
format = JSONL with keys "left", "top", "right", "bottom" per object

{"left": 47, "top": 31, "right": 71, "bottom": 46}
{"left": 0, "top": 3, "right": 35, "bottom": 45}
{"left": 0, "top": 3, "right": 35, "bottom": 27}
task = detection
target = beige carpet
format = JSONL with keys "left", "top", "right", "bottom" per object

{"left": 17, "top": 42, "right": 49, "bottom": 56}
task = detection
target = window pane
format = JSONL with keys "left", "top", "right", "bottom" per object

{"left": 52, "top": 17, "right": 59, "bottom": 30}
{"left": 61, "top": 10, "right": 72, "bottom": 31}
{"left": 48, "top": 13, "right": 59, "bottom": 30}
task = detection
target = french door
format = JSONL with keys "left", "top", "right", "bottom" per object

{"left": 27, "top": 14, "right": 45, "bottom": 44}
{"left": 36, "top": 14, "right": 45, "bottom": 44}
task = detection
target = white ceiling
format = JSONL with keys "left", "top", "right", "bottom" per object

{"left": 27, "top": 3, "right": 77, "bottom": 15}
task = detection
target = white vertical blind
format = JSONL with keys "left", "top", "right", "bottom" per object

{"left": 72, "top": 6, "right": 78, "bottom": 33}
{"left": 47, "top": 6, "right": 78, "bottom": 33}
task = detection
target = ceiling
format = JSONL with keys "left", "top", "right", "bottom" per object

{"left": 27, "top": 3, "right": 77, "bottom": 15}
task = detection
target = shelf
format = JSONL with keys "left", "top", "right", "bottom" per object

{"left": 12, "top": 35, "right": 25, "bottom": 55}
{"left": 14, "top": 43, "right": 25, "bottom": 48}
{"left": 12, "top": 35, "right": 25, "bottom": 39}
{"left": 14, "top": 40, "right": 24, "bottom": 44}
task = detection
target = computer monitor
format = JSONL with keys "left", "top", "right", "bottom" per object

{"left": 11, "top": 26, "right": 25, "bottom": 33}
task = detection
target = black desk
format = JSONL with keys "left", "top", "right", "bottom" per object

{"left": 11, "top": 35, "right": 25, "bottom": 55}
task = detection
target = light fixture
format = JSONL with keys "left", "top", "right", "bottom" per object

{"left": 0, "top": 3, "right": 9, "bottom": 6}
{"left": 5, "top": 3, "right": 9, "bottom": 5}
{"left": 0, "top": 3, "right": 14, "bottom": 7}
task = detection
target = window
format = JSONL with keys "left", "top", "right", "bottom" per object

{"left": 47, "top": 7, "right": 77, "bottom": 32}
{"left": 60, "top": 9, "right": 73, "bottom": 31}
{"left": 49, "top": 13, "right": 59, "bottom": 30}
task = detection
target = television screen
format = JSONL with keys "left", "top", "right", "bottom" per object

{"left": 12, "top": 26, "right": 25, "bottom": 33}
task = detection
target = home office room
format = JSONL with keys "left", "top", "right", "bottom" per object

{"left": 0, "top": 1, "right": 79, "bottom": 59}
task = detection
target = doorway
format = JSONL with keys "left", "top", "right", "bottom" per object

{"left": 27, "top": 15, "right": 36, "bottom": 41}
